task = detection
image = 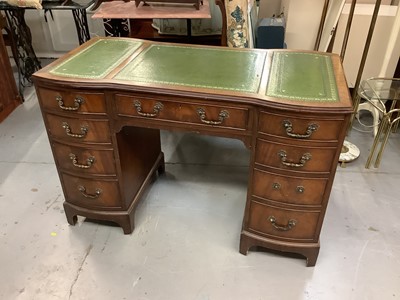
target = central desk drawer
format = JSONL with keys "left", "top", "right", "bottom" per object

{"left": 115, "top": 94, "right": 250, "bottom": 130}
{"left": 52, "top": 142, "right": 116, "bottom": 175}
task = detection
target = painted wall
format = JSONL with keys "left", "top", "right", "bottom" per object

{"left": 279, "top": 0, "right": 325, "bottom": 50}
{"left": 23, "top": 7, "right": 104, "bottom": 58}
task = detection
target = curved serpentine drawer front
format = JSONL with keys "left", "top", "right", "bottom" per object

{"left": 45, "top": 114, "right": 112, "bottom": 144}
{"left": 114, "top": 94, "right": 250, "bottom": 131}
{"left": 258, "top": 111, "right": 345, "bottom": 142}
{"left": 52, "top": 142, "right": 117, "bottom": 176}
{"left": 61, "top": 173, "right": 122, "bottom": 209}
{"left": 248, "top": 200, "right": 320, "bottom": 241}
{"left": 38, "top": 88, "right": 107, "bottom": 115}
{"left": 252, "top": 168, "right": 328, "bottom": 206}
{"left": 255, "top": 138, "right": 338, "bottom": 174}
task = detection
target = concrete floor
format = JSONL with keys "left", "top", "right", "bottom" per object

{"left": 1, "top": 85, "right": 400, "bottom": 300}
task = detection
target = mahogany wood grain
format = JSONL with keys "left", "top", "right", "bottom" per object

{"left": 52, "top": 142, "right": 117, "bottom": 175}
{"left": 252, "top": 168, "right": 328, "bottom": 206}
{"left": 61, "top": 173, "right": 122, "bottom": 209}
{"left": 258, "top": 110, "right": 346, "bottom": 142}
{"left": 255, "top": 139, "right": 338, "bottom": 174}
{"left": 248, "top": 200, "right": 320, "bottom": 241}
{"left": 46, "top": 114, "right": 112, "bottom": 144}
{"left": 38, "top": 88, "right": 107, "bottom": 115}
{"left": 115, "top": 93, "right": 250, "bottom": 131}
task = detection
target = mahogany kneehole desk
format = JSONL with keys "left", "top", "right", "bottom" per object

{"left": 33, "top": 37, "right": 352, "bottom": 266}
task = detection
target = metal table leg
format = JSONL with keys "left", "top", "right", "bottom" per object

{"left": 72, "top": 8, "right": 91, "bottom": 44}
{"left": 4, "top": 9, "right": 41, "bottom": 99}
{"left": 103, "top": 18, "right": 129, "bottom": 37}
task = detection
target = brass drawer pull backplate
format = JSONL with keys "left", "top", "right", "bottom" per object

{"left": 78, "top": 185, "right": 102, "bottom": 198}
{"left": 268, "top": 216, "right": 297, "bottom": 231}
{"left": 282, "top": 120, "right": 318, "bottom": 139}
{"left": 197, "top": 108, "right": 229, "bottom": 125}
{"left": 278, "top": 150, "right": 312, "bottom": 168}
{"left": 272, "top": 182, "right": 305, "bottom": 194}
{"left": 69, "top": 153, "right": 95, "bottom": 169}
{"left": 56, "top": 95, "right": 84, "bottom": 111}
{"left": 134, "top": 100, "right": 163, "bottom": 117}
{"left": 62, "top": 122, "right": 88, "bottom": 138}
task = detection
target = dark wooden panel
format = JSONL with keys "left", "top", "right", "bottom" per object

{"left": 258, "top": 110, "right": 344, "bottom": 142}
{"left": 38, "top": 88, "right": 106, "bottom": 115}
{"left": 252, "top": 168, "right": 328, "bottom": 206}
{"left": 255, "top": 138, "right": 337, "bottom": 174}
{"left": 115, "top": 94, "right": 250, "bottom": 131}
{"left": 61, "top": 173, "right": 122, "bottom": 209}
{"left": 0, "top": 28, "right": 20, "bottom": 123}
{"left": 46, "top": 114, "right": 112, "bottom": 144}
{"left": 52, "top": 142, "right": 116, "bottom": 175}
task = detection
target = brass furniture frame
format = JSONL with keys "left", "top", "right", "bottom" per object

{"left": 358, "top": 78, "right": 400, "bottom": 168}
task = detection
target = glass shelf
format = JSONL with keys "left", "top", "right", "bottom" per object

{"left": 358, "top": 78, "right": 400, "bottom": 168}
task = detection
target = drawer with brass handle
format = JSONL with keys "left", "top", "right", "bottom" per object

{"left": 255, "top": 138, "right": 337, "bottom": 173}
{"left": 37, "top": 88, "right": 107, "bottom": 115}
{"left": 61, "top": 173, "right": 122, "bottom": 209}
{"left": 258, "top": 111, "right": 344, "bottom": 141}
{"left": 52, "top": 142, "right": 116, "bottom": 175}
{"left": 252, "top": 168, "right": 328, "bottom": 206}
{"left": 248, "top": 200, "right": 320, "bottom": 241}
{"left": 45, "top": 114, "right": 111, "bottom": 143}
{"left": 114, "top": 94, "right": 250, "bottom": 130}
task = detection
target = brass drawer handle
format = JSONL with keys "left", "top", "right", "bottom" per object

{"left": 56, "top": 95, "right": 84, "bottom": 111}
{"left": 78, "top": 185, "right": 102, "bottom": 198}
{"left": 69, "top": 153, "right": 95, "bottom": 169}
{"left": 268, "top": 216, "right": 297, "bottom": 231}
{"left": 273, "top": 183, "right": 305, "bottom": 193}
{"left": 134, "top": 100, "right": 163, "bottom": 117}
{"left": 282, "top": 120, "right": 318, "bottom": 139}
{"left": 62, "top": 122, "right": 88, "bottom": 138}
{"left": 278, "top": 150, "right": 312, "bottom": 168}
{"left": 197, "top": 108, "right": 229, "bottom": 125}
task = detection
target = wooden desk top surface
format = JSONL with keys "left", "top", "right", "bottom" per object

{"left": 33, "top": 37, "right": 352, "bottom": 112}
{"left": 92, "top": 0, "right": 211, "bottom": 19}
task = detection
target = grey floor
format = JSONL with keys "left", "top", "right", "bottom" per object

{"left": 1, "top": 84, "right": 400, "bottom": 300}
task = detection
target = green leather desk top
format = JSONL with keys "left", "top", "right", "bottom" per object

{"left": 115, "top": 45, "right": 265, "bottom": 93}
{"left": 50, "top": 39, "right": 143, "bottom": 79}
{"left": 266, "top": 52, "right": 339, "bottom": 102}
{"left": 45, "top": 37, "right": 345, "bottom": 104}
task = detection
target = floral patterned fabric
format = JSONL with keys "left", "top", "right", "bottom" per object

{"left": 225, "top": 0, "right": 249, "bottom": 48}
